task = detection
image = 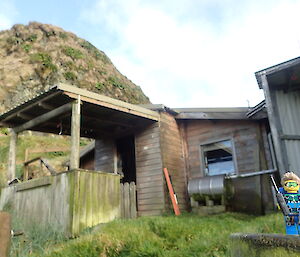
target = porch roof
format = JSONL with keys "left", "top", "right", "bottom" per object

{"left": 0, "top": 84, "right": 159, "bottom": 139}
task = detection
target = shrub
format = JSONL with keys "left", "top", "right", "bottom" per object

{"left": 6, "top": 37, "right": 22, "bottom": 45}
{"left": 64, "top": 71, "right": 76, "bottom": 81}
{"left": 63, "top": 46, "right": 83, "bottom": 60}
{"left": 21, "top": 44, "right": 32, "bottom": 53}
{"left": 95, "top": 82, "right": 104, "bottom": 90}
{"left": 108, "top": 76, "right": 125, "bottom": 89}
{"left": 30, "top": 52, "right": 58, "bottom": 72}
{"left": 59, "top": 32, "right": 68, "bottom": 39}
{"left": 94, "top": 51, "right": 110, "bottom": 64}
{"left": 80, "top": 40, "right": 97, "bottom": 51}
{"left": 26, "top": 34, "right": 37, "bottom": 42}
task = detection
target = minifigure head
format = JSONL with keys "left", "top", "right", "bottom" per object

{"left": 281, "top": 172, "right": 300, "bottom": 193}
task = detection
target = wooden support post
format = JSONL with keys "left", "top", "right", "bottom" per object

{"left": 0, "top": 212, "right": 11, "bottom": 257}
{"left": 70, "top": 97, "right": 81, "bottom": 170}
{"left": 7, "top": 130, "right": 17, "bottom": 182}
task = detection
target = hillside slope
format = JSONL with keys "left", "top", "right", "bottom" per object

{"left": 0, "top": 22, "right": 150, "bottom": 113}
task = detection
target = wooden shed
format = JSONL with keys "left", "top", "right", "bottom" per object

{"left": 0, "top": 83, "right": 277, "bottom": 226}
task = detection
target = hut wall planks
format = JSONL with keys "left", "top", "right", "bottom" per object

{"left": 160, "top": 113, "right": 189, "bottom": 211}
{"left": 181, "top": 120, "right": 271, "bottom": 179}
{"left": 135, "top": 123, "right": 165, "bottom": 216}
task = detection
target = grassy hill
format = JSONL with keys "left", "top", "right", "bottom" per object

{"left": 0, "top": 22, "right": 150, "bottom": 113}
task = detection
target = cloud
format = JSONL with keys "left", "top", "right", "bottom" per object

{"left": 81, "top": 0, "right": 300, "bottom": 107}
{"left": 0, "top": 0, "right": 17, "bottom": 30}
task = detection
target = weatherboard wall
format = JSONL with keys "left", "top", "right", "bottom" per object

{"left": 135, "top": 122, "right": 166, "bottom": 216}
{"left": 182, "top": 119, "right": 270, "bottom": 178}
{"left": 180, "top": 119, "right": 273, "bottom": 214}
{"left": 160, "top": 112, "right": 188, "bottom": 211}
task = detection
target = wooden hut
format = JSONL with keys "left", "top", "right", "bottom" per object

{"left": 0, "top": 83, "right": 277, "bottom": 231}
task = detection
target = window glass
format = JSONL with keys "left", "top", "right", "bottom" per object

{"left": 202, "top": 139, "right": 235, "bottom": 176}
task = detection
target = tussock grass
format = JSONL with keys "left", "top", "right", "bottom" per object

{"left": 11, "top": 220, "right": 68, "bottom": 257}
{"left": 16, "top": 212, "right": 285, "bottom": 257}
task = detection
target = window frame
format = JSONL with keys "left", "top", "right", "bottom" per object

{"left": 199, "top": 137, "right": 238, "bottom": 176}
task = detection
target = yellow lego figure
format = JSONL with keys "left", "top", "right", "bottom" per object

{"left": 279, "top": 172, "right": 300, "bottom": 235}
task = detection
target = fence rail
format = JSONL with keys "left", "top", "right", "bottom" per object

{"left": 120, "top": 182, "right": 137, "bottom": 219}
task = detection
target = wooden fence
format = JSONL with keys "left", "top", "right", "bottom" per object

{"left": 120, "top": 182, "right": 137, "bottom": 219}
{"left": 0, "top": 170, "right": 120, "bottom": 237}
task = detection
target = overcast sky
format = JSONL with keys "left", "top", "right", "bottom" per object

{"left": 1, "top": 0, "right": 300, "bottom": 108}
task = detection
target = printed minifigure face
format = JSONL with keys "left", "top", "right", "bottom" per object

{"left": 283, "top": 180, "right": 300, "bottom": 193}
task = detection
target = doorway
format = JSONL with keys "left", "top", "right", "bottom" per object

{"left": 116, "top": 135, "right": 136, "bottom": 183}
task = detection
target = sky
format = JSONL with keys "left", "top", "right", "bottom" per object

{"left": 1, "top": 0, "right": 300, "bottom": 108}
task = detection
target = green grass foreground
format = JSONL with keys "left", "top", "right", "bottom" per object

{"left": 11, "top": 212, "right": 286, "bottom": 257}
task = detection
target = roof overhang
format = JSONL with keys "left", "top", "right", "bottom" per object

{"left": 174, "top": 107, "right": 250, "bottom": 120}
{"left": 0, "top": 84, "right": 159, "bottom": 139}
{"left": 245, "top": 100, "right": 267, "bottom": 119}
{"left": 255, "top": 56, "right": 300, "bottom": 91}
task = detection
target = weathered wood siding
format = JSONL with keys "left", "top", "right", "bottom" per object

{"left": 181, "top": 119, "right": 273, "bottom": 214}
{"left": 160, "top": 113, "right": 188, "bottom": 211}
{"left": 0, "top": 175, "right": 71, "bottom": 233}
{"left": 95, "top": 139, "right": 115, "bottom": 172}
{"left": 182, "top": 120, "right": 271, "bottom": 179}
{"left": 135, "top": 123, "right": 165, "bottom": 216}
{"left": 0, "top": 170, "right": 120, "bottom": 236}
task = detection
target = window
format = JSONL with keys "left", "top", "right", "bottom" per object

{"left": 201, "top": 139, "right": 235, "bottom": 176}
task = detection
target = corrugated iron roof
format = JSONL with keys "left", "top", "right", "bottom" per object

{"left": 0, "top": 85, "right": 59, "bottom": 121}
{"left": 0, "top": 84, "right": 159, "bottom": 138}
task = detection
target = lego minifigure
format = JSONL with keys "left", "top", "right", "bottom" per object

{"left": 279, "top": 172, "right": 300, "bottom": 235}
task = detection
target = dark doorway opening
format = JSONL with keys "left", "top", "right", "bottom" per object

{"left": 116, "top": 135, "right": 136, "bottom": 183}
